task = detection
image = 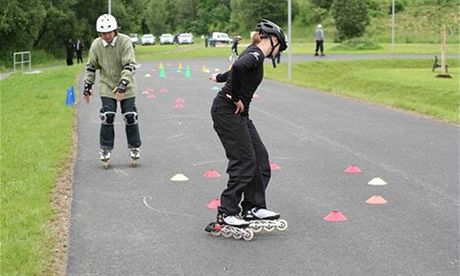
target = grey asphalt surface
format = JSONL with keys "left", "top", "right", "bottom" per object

{"left": 67, "top": 56, "right": 459, "bottom": 275}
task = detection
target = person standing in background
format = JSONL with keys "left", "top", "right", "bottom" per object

{"left": 66, "top": 38, "right": 75, "bottom": 65}
{"left": 314, "top": 24, "right": 325, "bottom": 57}
{"left": 76, "top": 39, "right": 84, "bottom": 64}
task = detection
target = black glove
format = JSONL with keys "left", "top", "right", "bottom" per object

{"left": 83, "top": 83, "right": 92, "bottom": 96}
{"left": 116, "top": 79, "right": 129, "bottom": 93}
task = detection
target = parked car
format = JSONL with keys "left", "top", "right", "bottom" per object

{"left": 178, "top": 33, "right": 194, "bottom": 44}
{"left": 130, "top": 33, "right": 139, "bottom": 45}
{"left": 209, "top": 32, "right": 233, "bottom": 45}
{"left": 141, "top": 34, "right": 155, "bottom": 45}
{"left": 159, "top": 33, "right": 174, "bottom": 45}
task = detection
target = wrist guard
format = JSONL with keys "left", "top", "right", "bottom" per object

{"left": 83, "top": 83, "right": 92, "bottom": 96}
{"left": 117, "top": 79, "right": 129, "bottom": 93}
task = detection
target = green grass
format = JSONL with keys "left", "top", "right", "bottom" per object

{"left": 0, "top": 65, "right": 81, "bottom": 275}
{"left": 265, "top": 59, "right": 460, "bottom": 123}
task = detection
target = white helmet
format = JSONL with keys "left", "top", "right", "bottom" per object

{"left": 96, "top": 14, "right": 118, "bottom": 32}
{"left": 317, "top": 24, "right": 322, "bottom": 29}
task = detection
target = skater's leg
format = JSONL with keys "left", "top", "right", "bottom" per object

{"left": 120, "top": 97, "right": 141, "bottom": 149}
{"left": 241, "top": 119, "right": 270, "bottom": 212}
{"left": 319, "top": 41, "right": 324, "bottom": 56}
{"left": 211, "top": 97, "right": 256, "bottom": 216}
{"left": 100, "top": 97, "right": 117, "bottom": 150}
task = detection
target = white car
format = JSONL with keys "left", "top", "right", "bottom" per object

{"left": 210, "top": 32, "right": 233, "bottom": 44}
{"left": 178, "top": 33, "right": 193, "bottom": 44}
{"left": 141, "top": 34, "right": 155, "bottom": 45}
{"left": 130, "top": 33, "right": 139, "bottom": 45}
{"left": 159, "top": 33, "right": 174, "bottom": 45}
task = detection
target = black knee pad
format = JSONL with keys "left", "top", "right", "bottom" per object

{"left": 100, "top": 106, "right": 116, "bottom": 125}
{"left": 123, "top": 109, "right": 138, "bottom": 125}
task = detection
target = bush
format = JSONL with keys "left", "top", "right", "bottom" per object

{"left": 331, "top": 38, "right": 383, "bottom": 50}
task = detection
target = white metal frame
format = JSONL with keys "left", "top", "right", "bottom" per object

{"left": 13, "top": 51, "right": 32, "bottom": 72}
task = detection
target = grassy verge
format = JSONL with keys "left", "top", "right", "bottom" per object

{"left": 134, "top": 41, "right": 460, "bottom": 62}
{"left": 265, "top": 59, "right": 459, "bottom": 123}
{"left": 0, "top": 66, "right": 81, "bottom": 275}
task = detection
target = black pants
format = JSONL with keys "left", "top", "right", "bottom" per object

{"left": 315, "top": 40, "right": 324, "bottom": 54}
{"left": 211, "top": 95, "right": 271, "bottom": 215}
{"left": 100, "top": 97, "right": 141, "bottom": 150}
{"left": 76, "top": 52, "right": 83, "bottom": 64}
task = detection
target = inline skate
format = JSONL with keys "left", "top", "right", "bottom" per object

{"left": 243, "top": 207, "right": 288, "bottom": 233}
{"left": 205, "top": 213, "right": 254, "bottom": 241}
{"left": 129, "top": 148, "right": 140, "bottom": 167}
{"left": 100, "top": 149, "right": 111, "bottom": 169}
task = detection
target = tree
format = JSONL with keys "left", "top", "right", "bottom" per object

{"left": 331, "top": 0, "right": 370, "bottom": 41}
{"left": 309, "top": 0, "right": 334, "bottom": 10}
{"left": 0, "top": 0, "right": 47, "bottom": 62}
{"left": 231, "top": 0, "right": 288, "bottom": 33}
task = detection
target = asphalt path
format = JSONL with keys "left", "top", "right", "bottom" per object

{"left": 67, "top": 56, "right": 459, "bottom": 275}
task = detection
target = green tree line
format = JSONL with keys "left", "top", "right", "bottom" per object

{"left": 0, "top": 0, "right": 294, "bottom": 66}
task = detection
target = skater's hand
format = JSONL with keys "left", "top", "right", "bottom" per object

{"left": 83, "top": 83, "right": 92, "bottom": 103}
{"left": 234, "top": 100, "right": 244, "bottom": 114}
{"left": 208, "top": 73, "right": 218, "bottom": 82}
{"left": 115, "top": 91, "right": 124, "bottom": 102}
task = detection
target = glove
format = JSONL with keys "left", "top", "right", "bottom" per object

{"left": 116, "top": 79, "right": 129, "bottom": 93}
{"left": 83, "top": 83, "right": 92, "bottom": 96}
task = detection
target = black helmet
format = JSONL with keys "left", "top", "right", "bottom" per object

{"left": 256, "top": 19, "right": 287, "bottom": 52}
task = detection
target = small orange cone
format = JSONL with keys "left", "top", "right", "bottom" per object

{"left": 366, "top": 195, "right": 388, "bottom": 204}
{"left": 344, "top": 165, "right": 362, "bottom": 174}
{"left": 176, "top": 98, "right": 185, "bottom": 104}
{"left": 207, "top": 198, "right": 221, "bottom": 209}
{"left": 203, "top": 169, "right": 221, "bottom": 178}
{"left": 270, "top": 161, "right": 281, "bottom": 170}
{"left": 324, "top": 210, "right": 347, "bottom": 222}
{"left": 159, "top": 88, "right": 168, "bottom": 94}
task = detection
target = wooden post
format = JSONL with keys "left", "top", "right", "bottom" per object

{"left": 436, "top": 24, "right": 452, "bottom": 78}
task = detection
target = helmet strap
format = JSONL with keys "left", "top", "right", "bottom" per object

{"left": 268, "top": 36, "right": 280, "bottom": 68}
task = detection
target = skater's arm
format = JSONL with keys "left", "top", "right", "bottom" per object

{"left": 119, "top": 38, "right": 136, "bottom": 90}
{"left": 84, "top": 41, "right": 99, "bottom": 86}
{"left": 216, "top": 71, "right": 230, "bottom": 82}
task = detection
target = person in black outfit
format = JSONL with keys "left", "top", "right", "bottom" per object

{"left": 208, "top": 19, "right": 288, "bottom": 227}
{"left": 231, "top": 35, "right": 241, "bottom": 56}
{"left": 75, "top": 39, "right": 84, "bottom": 64}
{"left": 66, "top": 38, "right": 75, "bottom": 66}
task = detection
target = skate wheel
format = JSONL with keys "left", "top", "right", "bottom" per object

{"left": 232, "top": 231, "right": 243, "bottom": 240}
{"left": 250, "top": 224, "right": 263, "bottom": 233}
{"left": 211, "top": 230, "right": 221, "bottom": 237}
{"left": 103, "top": 161, "right": 110, "bottom": 169}
{"left": 131, "top": 160, "right": 137, "bottom": 167}
{"left": 264, "top": 224, "right": 275, "bottom": 232}
{"left": 221, "top": 227, "right": 232, "bottom": 238}
{"left": 276, "top": 219, "right": 288, "bottom": 231}
{"left": 243, "top": 229, "right": 254, "bottom": 241}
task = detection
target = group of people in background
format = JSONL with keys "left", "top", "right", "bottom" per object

{"left": 66, "top": 38, "right": 84, "bottom": 66}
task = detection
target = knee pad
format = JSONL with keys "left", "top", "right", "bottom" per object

{"left": 99, "top": 106, "right": 116, "bottom": 125}
{"left": 123, "top": 111, "right": 139, "bottom": 125}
